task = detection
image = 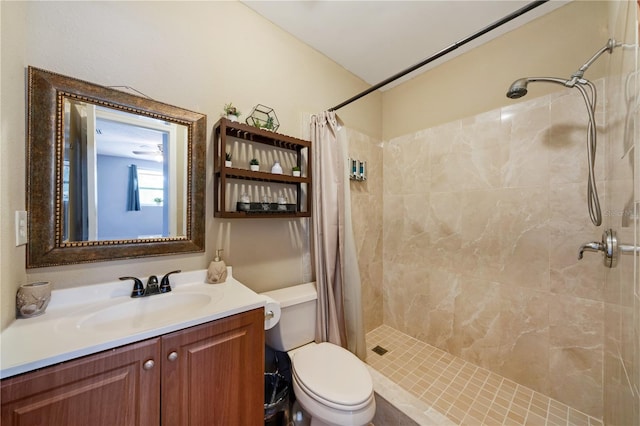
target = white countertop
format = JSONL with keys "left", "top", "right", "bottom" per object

{"left": 0, "top": 267, "right": 266, "bottom": 379}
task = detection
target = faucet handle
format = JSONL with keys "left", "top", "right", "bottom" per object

{"left": 160, "top": 270, "right": 181, "bottom": 293}
{"left": 120, "top": 276, "right": 145, "bottom": 298}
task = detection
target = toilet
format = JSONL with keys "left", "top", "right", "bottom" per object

{"left": 262, "top": 283, "right": 376, "bottom": 426}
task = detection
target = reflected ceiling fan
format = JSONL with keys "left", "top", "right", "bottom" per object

{"left": 132, "top": 143, "right": 163, "bottom": 156}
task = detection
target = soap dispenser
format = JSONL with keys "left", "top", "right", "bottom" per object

{"left": 207, "top": 249, "right": 228, "bottom": 284}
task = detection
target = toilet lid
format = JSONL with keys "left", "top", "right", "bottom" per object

{"left": 292, "top": 342, "right": 373, "bottom": 408}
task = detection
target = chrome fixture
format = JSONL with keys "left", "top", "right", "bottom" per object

{"left": 120, "top": 270, "right": 181, "bottom": 298}
{"left": 506, "top": 39, "right": 621, "bottom": 227}
{"left": 578, "top": 229, "right": 639, "bottom": 268}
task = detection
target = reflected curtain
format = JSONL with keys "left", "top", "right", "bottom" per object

{"left": 127, "top": 164, "right": 141, "bottom": 211}
{"left": 310, "top": 111, "right": 366, "bottom": 360}
{"left": 66, "top": 102, "right": 89, "bottom": 241}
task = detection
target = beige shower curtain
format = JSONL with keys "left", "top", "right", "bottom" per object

{"left": 310, "top": 111, "right": 366, "bottom": 360}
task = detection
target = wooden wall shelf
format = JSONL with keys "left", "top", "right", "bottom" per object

{"left": 213, "top": 118, "right": 312, "bottom": 218}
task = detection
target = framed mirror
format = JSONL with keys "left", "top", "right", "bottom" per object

{"left": 26, "top": 67, "right": 206, "bottom": 268}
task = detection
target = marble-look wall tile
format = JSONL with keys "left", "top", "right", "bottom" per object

{"left": 448, "top": 279, "right": 502, "bottom": 366}
{"left": 497, "top": 285, "right": 550, "bottom": 393}
{"left": 382, "top": 193, "right": 406, "bottom": 264}
{"left": 603, "top": 346, "right": 637, "bottom": 426}
{"left": 502, "top": 104, "right": 550, "bottom": 189}
{"left": 384, "top": 138, "right": 405, "bottom": 196}
{"left": 430, "top": 143, "right": 508, "bottom": 193}
{"left": 401, "top": 132, "right": 431, "bottom": 195}
{"left": 549, "top": 294, "right": 604, "bottom": 419}
{"left": 347, "top": 128, "right": 383, "bottom": 333}
{"left": 421, "top": 267, "right": 460, "bottom": 349}
{"left": 604, "top": 77, "right": 635, "bottom": 183}
{"left": 430, "top": 113, "right": 509, "bottom": 193}
{"left": 381, "top": 81, "right": 613, "bottom": 418}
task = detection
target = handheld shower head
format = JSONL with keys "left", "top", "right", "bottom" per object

{"left": 506, "top": 78, "right": 529, "bottom": 99}
{"left": 506, "top": 77, "right": 577, "bottom": 100}
{"left": 502, "top": 39, "right": 618, "bottom": 228}
{"left": 506, "top": 39, "right": 620, "bottom": 100}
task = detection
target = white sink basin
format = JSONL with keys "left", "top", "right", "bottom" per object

{"left": 75, "top": 292, "right": 218, "bottom": 332}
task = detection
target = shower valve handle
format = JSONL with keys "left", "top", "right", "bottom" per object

{"left": 577, "top": 229, "right": 639, "bottom": 268}
{"left": 578, "top": 229, "right": 616, "bottom": 267}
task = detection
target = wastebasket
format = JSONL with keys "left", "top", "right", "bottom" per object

{"left": 265, "top": 345, "right": 292, "bottom": 425}
{"left": 264, "top": 371, "right": 289, "bottom": 426}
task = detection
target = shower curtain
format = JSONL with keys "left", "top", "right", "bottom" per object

{"left": 310, "top": 111, "right": 366, "bottom": 360}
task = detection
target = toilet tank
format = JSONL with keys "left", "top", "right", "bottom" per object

{"left": 262, "top": 282, "right": 317, "bottom": 352}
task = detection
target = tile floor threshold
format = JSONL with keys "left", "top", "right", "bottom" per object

{"left": 366, "top": 325, "right": 603, "bottom": 426}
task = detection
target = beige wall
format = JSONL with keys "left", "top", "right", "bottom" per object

{"left": 0, "top": 1, "right": 382, "bottom": 330}
{"left": 382, "top": 1, "right": 609, "bottom": 140}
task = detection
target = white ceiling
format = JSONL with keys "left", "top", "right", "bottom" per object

{"left": 96, "top": 118, "right": 165, "bottom": 161}
{"left": 242, "top": 1, "right": 569, "bottom": 90}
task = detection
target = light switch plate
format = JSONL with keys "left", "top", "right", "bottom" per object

{"left": 15, "top": 211, "right": 27, "bottom": 246}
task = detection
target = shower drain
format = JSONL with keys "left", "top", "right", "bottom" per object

{"left": 371, "top": 345, "right": 388, "bottom": 356}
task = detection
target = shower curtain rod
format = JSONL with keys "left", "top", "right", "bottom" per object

{"left": 328, "top": 0, "right": 549, "bottom": 112}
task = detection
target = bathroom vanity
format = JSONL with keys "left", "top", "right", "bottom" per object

{"left": 0, "top": 269, "right": 265, "bottom": 426}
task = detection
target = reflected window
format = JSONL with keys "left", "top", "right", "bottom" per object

{"left": 62, "top": 160, "right": 70, "bottom": 202}
{"left": 138, "top": 168, "right": 164, "bottom": 206}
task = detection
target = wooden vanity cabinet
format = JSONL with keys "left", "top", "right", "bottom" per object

{"left": 161, "top": 307, "right": 264, "bottom": 425}
{"left": 1, "top": 309, "right": 264, "bottom": 426}
{"left": 1, "top": 338, "right": 161, "bottom": 426}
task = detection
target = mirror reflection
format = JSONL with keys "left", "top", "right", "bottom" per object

{"left": 62, "top": 99, "right": 188, "bottom": 242}
{"left": 26, "top": 66, "right": 206, "bottom": 268}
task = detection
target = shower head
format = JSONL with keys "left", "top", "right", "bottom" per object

{"left": 506, "top": 78, "right": 529, "bottom": 99}
{"left": 505, "top": 77, "right": 574, "bottom": 99}
{"left": 502, "top": 39, "right": 619, "bottom": 228}
{"left": 506, "top": 39, "right": 620, "bottom": 100}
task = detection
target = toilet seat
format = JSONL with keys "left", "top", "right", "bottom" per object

{"left": 292, "top": 342, "right": 373, "bottom": 411}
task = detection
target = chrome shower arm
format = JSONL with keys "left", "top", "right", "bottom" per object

{"left": 570, "top": 38, "right": 618, "bottom": 81}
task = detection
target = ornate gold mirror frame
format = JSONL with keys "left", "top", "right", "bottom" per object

{"left": 26, "top": 67, "right": 206, "bottom": 267}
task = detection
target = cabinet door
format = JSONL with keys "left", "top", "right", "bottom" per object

{"left": 1, "top": 338, "right": 161, "bottom": 426}
{"left": 161, "top": 308, "right": 264, "bottom": 426}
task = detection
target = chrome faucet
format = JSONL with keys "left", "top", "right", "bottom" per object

{"left": 578, "top": 241, "right": 604, "bottom": 260}
{"left": 120, "top": 270, "right": 181, "bottom": 298}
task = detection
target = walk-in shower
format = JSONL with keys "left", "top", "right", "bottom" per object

{"left": 506, "top": 39, "right": 620, "bottom": 226}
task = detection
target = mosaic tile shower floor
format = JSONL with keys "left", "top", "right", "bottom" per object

{"left": 366, "top": 325, "right": 603, "bottom": 426}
